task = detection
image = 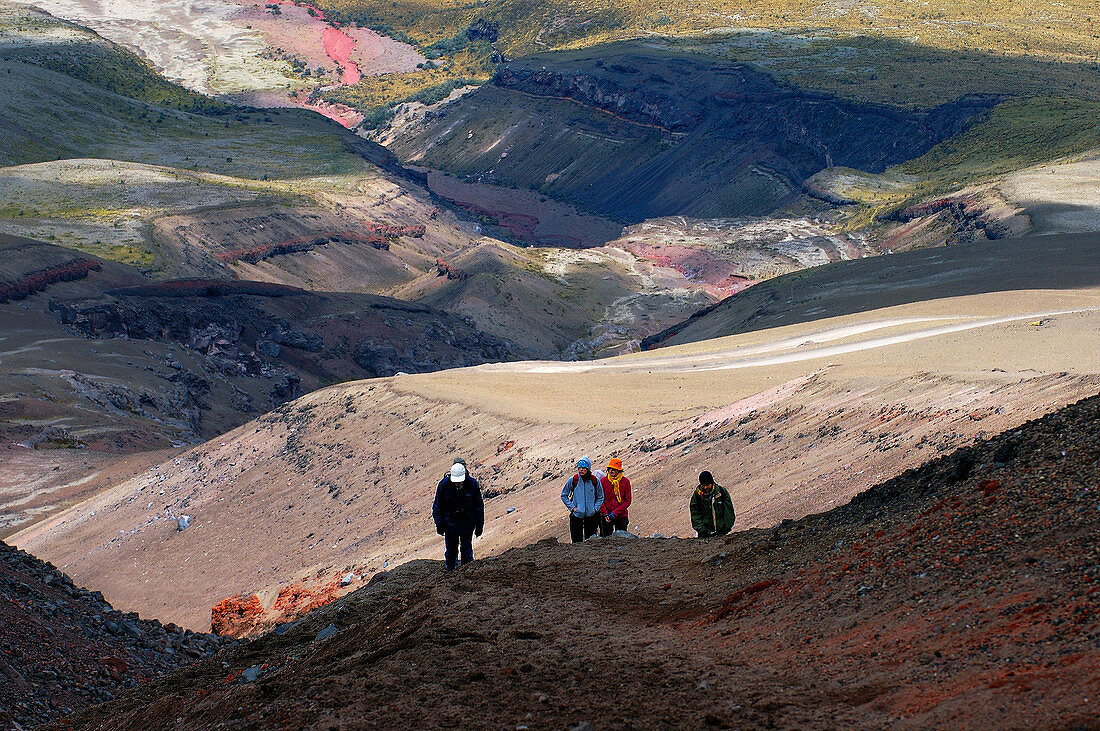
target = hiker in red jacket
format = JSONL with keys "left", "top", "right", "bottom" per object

{"left": 598, "top": 457, "right": 632, "bottom": 537}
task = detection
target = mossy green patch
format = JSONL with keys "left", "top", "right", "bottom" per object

{"left": 900, "top": 98, "right": 1100, "bottom": 191}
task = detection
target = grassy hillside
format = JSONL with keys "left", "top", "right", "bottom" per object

{"left": 0, "top": 4, "right": 410, "bottom": 267}
{"left": 0, "top": 4, "right": 222, "bottom": 113}
{"left": 313, "top": 0, "right": 1100, "bottom": 108}
{"left": 316, "top": 0, "right": 1100, "bottom": 63}
{"left": 805, "top": 97, "right": 1100, "bottom": 229}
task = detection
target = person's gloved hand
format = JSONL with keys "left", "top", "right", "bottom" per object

{"left": 474, "top": 527, "right": 482, "bottom": 537}
{"left": 436, "top": 527, "right": 445, "bottom": 536}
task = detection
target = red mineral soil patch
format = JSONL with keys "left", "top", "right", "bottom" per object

{"left": 424, "top": 171, "right": 623, "bottom": 248}
{"left": 321, "top": 25, "right": 359, "bottom": 85}
{"left": 345, "top": 25, "right": 425, "bottom": 76}
{"left": 210, "top": 593, "right": 265, "bottom": 637}
{"left": 623, "top": 240, "right": 752, "bottom": 297}
{"left": 289, "top": 94, "right": 364, "bottom": 128}
{"left": 234, "top": 1, "right": 423, "bottom": 125}
{"left": 210, "top": 571, "right": 372, "bottom": 638}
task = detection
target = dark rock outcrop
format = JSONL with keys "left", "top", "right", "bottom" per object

{"left": 0, "top": 259, "right": 102, "bottom": 303}
{"left": 0, "top": 541, "right": 225, "bottom": 729}
{"left": 48, "top": 280, "right": 517, "bottom": 415}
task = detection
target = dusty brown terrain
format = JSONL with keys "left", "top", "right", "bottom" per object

{"left": 396, "top": 240, "right": 715, "bottom": 358}
{"left": 49, "top": 392, "right": 1100, "bottom": 729}
{"left": 0, "top": 234, "right": 516, "bottom": 536}
{"left": 423, "top": 171, "right": 624, "bottom": 249}
{"left": 13, "top": 225, "right": 1100, "bottom": 632}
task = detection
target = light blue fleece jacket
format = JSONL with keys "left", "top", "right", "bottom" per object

{"left": 561, "top": 474, "right": 604, "bottom": 517}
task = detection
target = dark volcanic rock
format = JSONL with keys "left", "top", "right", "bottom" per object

{"left": 48, "top": 280, "right": 517, "bottom": 408}
{"left": 0, "top": 541, "right": 222, "bottom": 729}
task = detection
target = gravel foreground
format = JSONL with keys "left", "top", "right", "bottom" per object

{"left": 0, "top": 543, "right": 228, "bottom": 729}
{"left": 24, "top": 392, "right": 1100, "bottom": 729}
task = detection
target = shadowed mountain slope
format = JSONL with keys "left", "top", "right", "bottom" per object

{"left": 384, "top": 45, "right": 995, "bottom": 223}
{"left": 644, "top": 230, "right": 1100, "bottom": 349}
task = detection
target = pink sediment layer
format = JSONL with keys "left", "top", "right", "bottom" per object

{"left": 322, "top": 26, "right": 360, "bottom": 85}
{"left": 624, "top": 241, "right": 752, "bottom": 298}
{"left": 274, "top": 1, "right": 361, "bottom": 86}
{"left": 293, "top": 96, "right": 364, "bottom": 128}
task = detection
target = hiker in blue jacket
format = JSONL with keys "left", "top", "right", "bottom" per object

{"left": 432, "top": 462, "right": 484, "bottom": 570}
{"left": 561, "top": 456, "right": 604, "bottom": 543}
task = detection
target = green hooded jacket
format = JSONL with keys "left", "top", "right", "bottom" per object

{"left": 690, "top": 484, "right": 735, "bottom": 537}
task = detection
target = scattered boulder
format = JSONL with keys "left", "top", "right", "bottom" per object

{"left": 0, "top": 540, "right": 219, "bottom": 729}
{"left": 314, "top": 623, "right": 341, "bottom": 642}
{"left": 239, "top": 665, "right": 263, "bottom": 683}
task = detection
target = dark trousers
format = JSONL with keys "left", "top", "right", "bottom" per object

{"left": 598, "top": 514, "right": 629, "bottom": 537}
{"left": 569, "top": 513, "right": 600, "bottom": 543}
{"left": 444, "top": 531, "right": 473, "bottom": 570}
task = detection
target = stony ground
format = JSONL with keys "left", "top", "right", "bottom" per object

{"left": 0, "top": 541, "right": 229, "bottom": 729}
{"left": 49, "top": 392, "right": 1100, "bottom": 729}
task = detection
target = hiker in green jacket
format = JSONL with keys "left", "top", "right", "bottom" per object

{"left": 690, "top": 471, "right": 735, "bottom": 538}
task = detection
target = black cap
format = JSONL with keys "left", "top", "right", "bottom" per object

{"left": 699, "top": 471, "right": 713, "bottom": 486}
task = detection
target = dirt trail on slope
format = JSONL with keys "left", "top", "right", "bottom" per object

{"left": 52, "top": 394, "right": 1100, "bottom": 729}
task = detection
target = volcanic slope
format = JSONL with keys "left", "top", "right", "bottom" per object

{"left": 13, "top": 230, "right": 1100, "bottom": 633}
{"left": 383, "top": 45, "right": 994, "bottom": 223}
{"left": 0, "top": 233, "right": 514, "bottom": 538}
{"left": 395, "top": 240, "right": 714, "bottom": 358}
{"left": 54, "top": 388, "right": 1100, "bottom": 729}
{"left": 0, "top": 4, "right": 712, "bottom": 356}
{"left": 0, "top": 4, "right": 448, "bottom": 283}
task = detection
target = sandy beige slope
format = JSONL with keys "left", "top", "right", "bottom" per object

{"left": 13, "top": 231, "right": 1100, "bottom": 631}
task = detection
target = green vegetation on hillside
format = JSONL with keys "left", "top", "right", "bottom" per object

{"left": 311, "top": 0, "right": 1100, "bottom": 136}
{"left": 0, "top": 6, "right": 224, "bottom": 113}
{"left": 820, "top": 97, "right": 1100, "bottom": 230}
{"left": 901, "top": 98, "right": 1100, "bottom": 191}
{"left": 315, "top": 0, "right": 1100, "bottom": 69}
{"left": 666, "top": 33, "right": 1100, "bottom": 109}
{"left": 0, "top": 5, "right": 400, "bottom": 269}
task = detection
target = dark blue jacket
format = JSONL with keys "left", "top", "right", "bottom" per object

{"left": 432, "top": 476, "right": 484, "bottom": 534}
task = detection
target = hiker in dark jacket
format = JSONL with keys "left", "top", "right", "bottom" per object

{"left": 432, "top": 462, "right": 485, "bottom": 570}
{"left": 690, "top": 470, "right": 735, "bottom": 538}
{"left": 561, "top": 456, "right": 604, "bottom": 543}
{"left": 598, "top": 457, "right": 632, "bottom": 537}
